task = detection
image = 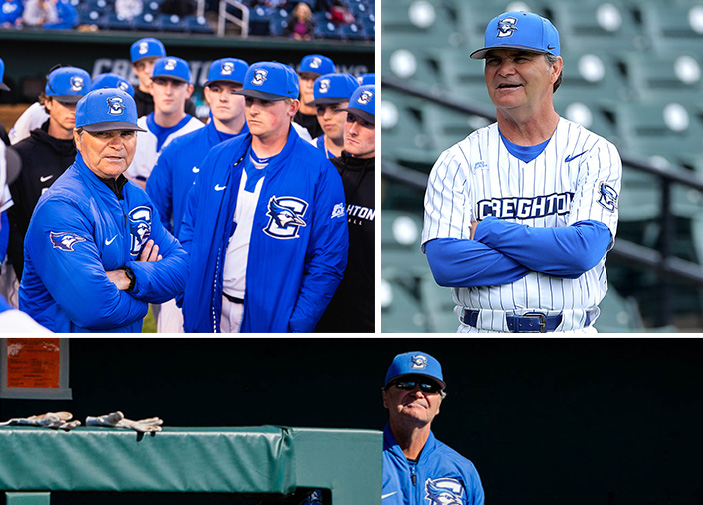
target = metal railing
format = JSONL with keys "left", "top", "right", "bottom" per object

{"left": 381, "top": 74, "right": 703, "bottom": 327}
{"left": 217, "top": 0, "right": 248, "bottom": 37}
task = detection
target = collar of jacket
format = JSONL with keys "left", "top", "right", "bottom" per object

{"left": 338, "top": 151, "right": 375, "bottom": 171}
{"left": 74, "top": 152, "right": 129, "bottom": 199}
{"left": 383, "top": 423, "right": 438, "bottom": 463}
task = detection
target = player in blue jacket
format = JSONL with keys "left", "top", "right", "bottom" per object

{"left": 18, "top": 88, "right": 189, "bottom": 333}
{"left": 382, "top": 352, "right": 485, "bottom": 505}
{"left": 179, "top": 61, "right": 348, "bottom": 333}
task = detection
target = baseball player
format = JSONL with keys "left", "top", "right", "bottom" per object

{"left": 294, "top": 54, "right": 336, "bottom": 139}
{"left": 306, "top": 72, "right": 359, "bottom": 159}
{"left": 145, "top": 57, "right": 249, "bottom": 332}
{"left": 18, "top": 88, "right": 189, "bottom": 332}
{"left": 179, "top": 61, "right": 348, "bottom": 333}
{"left": 91, "top": 72, "right": 135, "bottom": 97}
{"left": 422, "top": 11, "right": 622, "bottom": 333}
{"left": 125, "top": 56, "right": 204, "bottom": 188}
{"left": 381, "top": 351, "right": 484, "bottom": 505}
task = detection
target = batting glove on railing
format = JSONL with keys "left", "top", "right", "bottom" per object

{"left": 85, "top": 411, "right": 163, "bottom": 433}
{"left": 0, "top": 411, "right": 81, "bottom": 431}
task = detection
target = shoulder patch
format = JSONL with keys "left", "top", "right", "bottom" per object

{"left": 50, "top": 231, "right": 86, "bottom": 252}
{"left": 598, "top": 183, "right": 618, "bottom": 212}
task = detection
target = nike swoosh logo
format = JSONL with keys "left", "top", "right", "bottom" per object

{"left": 40, "top": 175, "right": 54, "bottom": 183}
{"left": 105, "top": 235, "right": 118, "bottom": 245}
{"left": 565, "top": 151, "right": 587, "bottom": 162}
{"left": 382, "top": 492, "right": 398, "bottom": 499}
{"left": 214, "top": 184, "right": 226, "bottom": 191}
{"left": 192, "top": 166, "right": 200, "bottom": 173}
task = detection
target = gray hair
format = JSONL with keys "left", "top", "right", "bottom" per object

{"left": 545, "top": 53, "right": 562, "bottom": 93}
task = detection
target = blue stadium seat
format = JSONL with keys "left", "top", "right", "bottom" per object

{"left": 159, "top": 13, "right": 184, "bottom": 31}
{"left": 268, "top": 8, "right": 289, "bottom": 37}
{"left": 78, "top": 9, "right": 103, "bottom": 24}
{"left": 248, "top": 6, "right": 271, "bottom": 36}
{"left": 314, "top": 20, "right": 344, "bottom": 39}
{"left": 103, "top": 11, "right": 134, "bottom": 30}
{"left": 184, "top": 15, "right": 213, "bottom": 33}
{"left": 133, "top": 11, "right": 161, "bottom": 30}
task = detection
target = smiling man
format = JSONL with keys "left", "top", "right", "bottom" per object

{"left": 18, "top": 88, "right": 188, "bottom": 332}
{"left": 422, "top": 11, "right": 622, "bottom": 333}
{"left": 381, "top": 351, "right": 484, "bottom": 505}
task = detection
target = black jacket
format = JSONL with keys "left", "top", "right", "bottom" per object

{"left": 134, "top": 87, "right": 197, "bottom": 118}
{"left": 293, "top": 110, "right": 323, "bottom": 139}
{"left": 316, "top": 152, "right": 375, "bottom": 332}
{"left": 7, "top": 121, "right": 76, "bottom": 279}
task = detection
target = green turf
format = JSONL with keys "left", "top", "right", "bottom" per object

{"left": 142, "top": 306, "right": 157, "bottom": 333}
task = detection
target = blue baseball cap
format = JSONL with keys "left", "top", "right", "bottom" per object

{"left": 235, "top": 61, "right": 299, "bottom": 101}
{"left": 384, "top": 351, "right": 446, "bottom": 390}
{"left": 299, "top": 54, "right": 335, "bottom": 77}
{"left": 91, "top": 72, "right": 135, "bottom": 97}
{"left": 152, "top": 57, "right": 192, "bottom": 84}
{"left": 204, "top": 58, "right": 249, "bottom": 87}
{"left": 45, "top": 67, "right": 91, "bottom": 103}
{"left": 75, "top": 88, "right": 146, "bottom": 133}
{"left": 0, "top": 58, "right": 9, "bottom": 91}
{"left": 470, "top": 11, "right": 560, "bottom": 60}
{"left": 130, "top": 37, "right": 166, "bottom": 63}
{"left": 308, "top": 73, "right": 360, "bottom": 106}
{"left": 338, "top": 84, "right": 375, "bottom": 125}
{"left": 358, "top": 73, "right": 375, "bottom": 85}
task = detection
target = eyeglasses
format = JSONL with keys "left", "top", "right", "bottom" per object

{"left": 389, "top": 379, "right": 442, "bottom": 394}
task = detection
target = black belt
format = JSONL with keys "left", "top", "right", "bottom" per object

{"left": 462, "top": 310, "right": 563, "bottom": 333}
{"left": 223, "top": 293, "right": 244, "bottom": 304}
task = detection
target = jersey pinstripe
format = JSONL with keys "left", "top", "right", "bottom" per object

{"left": 422, "top": 118, "right": 622, "bottom": 332}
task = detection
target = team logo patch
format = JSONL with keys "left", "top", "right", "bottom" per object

{"left": 497, "top": 16, "right": 518, "bottom": 38}
{"left": 410, "top": 354, "right": 428, "bottom": 370}
{"left": 118, "top": 81, "right": 129, "bottom": 92}
{"left": 598, "top": 183, "right": 618, "bottom": 212}
{"left": 252, "top": 69, "right": 268, "bottom": 86}
{"left": 164, "top": 58, "right": 177, "bottom": 71}
{"left": 138, "top": 42, "right": 149, "bottom": 55}
{"left": 128, "top": 206, "right": 152, "bottom": 255}
{"left": 107, "top": 96, "right": 126, "bottom": 116}
{"left": 357, "top": 90, "right": 374, "bottom": 105}
{"left": 318, "top": 78, "right": 331, "bottom": 93}
{"left": 70, "top": 76, "right": 85, "bottom": 92}
{"left": 221, "top": 61, "right": 234, "bottom": 75}
{"left": 309, "top": 57, "right": 322, "bottom": 69}
{"left": 264, "top": 196, "right": 308, "bottom": 239}
{"left": 473, "top": 161, "right": 488, "bottom": 172}
{"left": 49, "top": 231, "right": 86, "bottom": 252}
{"left": 425, "top": 478, "right": 465, "bottom": 505}
{"left": 331, "top": 202, "right": 345, "bottom": 219}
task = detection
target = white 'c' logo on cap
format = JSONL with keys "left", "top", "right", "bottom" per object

{"left": 71, "top": 77, "right": 84, "bottom": 91}
{"left": 221, "top": 62, "right": 234, "bottom": 75}
{"left": 319, "top": 79, "right": 330, "bottom": 93}
{"left": 310, "top": 57, "right": 322, "bottom": 69}
{"left": 357, "top": 90, "right": 373, "bottom": 105}
{"left": 410, "top": 355, "right": 428, "bottom": 370}
{"left": 165, "top": 59, "right": 177, "bottom": 71}
{"left": 252, "top": 69, "right": 268, "bottom": 86}
{"left": 118, "top": 82, "right": 129, "bottom": 91}
{"left": 497, "top": 17, "right": 518, "bottom": 38}
{"left": 139, "top": 42, "right": 149, "bottom": 55}
{"left": 107, "top": 96, "right": 126, "bottom": 116}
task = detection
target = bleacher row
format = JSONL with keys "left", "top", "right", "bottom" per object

{"left": 381, "top": 0, "right": 703, "bottom": 332}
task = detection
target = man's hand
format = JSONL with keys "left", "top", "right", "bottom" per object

{"left": 139, "top": 239, "right": 162, "bottom": 262}
{"left": 85, "top": 411, "right": 163, "bottom": 433}
{"left": 106, "top": 240, "right": 162, "bottom": 290}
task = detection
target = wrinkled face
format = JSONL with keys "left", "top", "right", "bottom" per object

{"left": 343, "top": 113, "right": 374, "bottom": 158}
{"left": 245, "top": 97, "right": 299, "bottom": 141}
{"left": 132, "top": 56, "right": 160, "bottom": 89}
{"left": 45, "top": 98, "right": 77, "bottom": 134}
{"left": 74, "top": 129, "right": 137, "bottom": 179}
{"left": 315, "top": 101, "right": 348, "bottom": 142}
{"left": 149, "top": 77, "right": 193, "bottom": 116}
{"left": 204, "top": 82, "right": 246, "bottom": 123}
{"left": 382, "top": 375, "right": 442, "bottom": 427}
{"left": 298, "top": 71, "right": 318, "bottom": 105}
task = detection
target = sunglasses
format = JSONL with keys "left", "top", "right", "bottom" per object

{"left": 390, "top": 379, "right": 442, "bottom": 394}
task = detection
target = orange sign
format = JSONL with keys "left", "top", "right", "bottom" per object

{"left": 6, "top": 338, "right": 60, "bottom": 389}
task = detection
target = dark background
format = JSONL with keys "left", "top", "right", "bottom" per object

{"left": 1, "top": 338, "right": 702, "bottom": 505}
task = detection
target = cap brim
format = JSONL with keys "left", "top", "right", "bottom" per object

{"left": 81, "top": 122, "right": 147, "bottom": 133}
{"left": 338, "top": 107, "right": 374, "bottom": 125}
{"left": 4, "top": 146, "right": 22, "bottom": 185}
{"left": 152, "top": 76, "right": 189, "bottom": 84}
{"left": 50, "top": 95, "right": 84, "bottom": 103}
{"left": 204, "top": 79, "right": 244, "bottom": 87}
{"left": 234, "top": 89, "right": 289, "bottom": 101}
{"left": 470, "top": 44, "right": 550, "bottom": 59}
{"left": 307, "top": 97, "right": 348, "bottom": 106}
{"left": 0, "top": 82, "right": 10, "bottom": 92}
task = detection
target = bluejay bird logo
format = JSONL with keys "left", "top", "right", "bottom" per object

{"left": 49, "top": 231, "right": 86, "bottom": 252}
{"left": 252, "top": 69, "right": 268, "bottom": 86}
{"left": 128, "top": 206, "right": 152, "bottom": 255}
{"left": 410, "top": 354, "right": 428, "bottom": 370}
{"left": 318, "top": 78, "right": 331, "bottom": 93}
{"left": 70, "top": 76, "right": 85, "bottom": 92}
{"left": 118, "top": 81, "right": 129, "bottom": 92}
{"left": 497, "top": 16, "right": 518, "bottom": 38}
{"left": 221, "top": 61, "right": 234, "bottom": 76}
{"left": 164, "top": 58, "right": 178, "bottom": 71}
{"left": 598, "top": 183, "right": 618, "bottom": 212}
{"left": 107, "top": 96, "right": 126, "bottom": 116}
{"left": 425, "top": 478, "right": 464, "bottom": 505}
{"left": 264, "top": 196, "right": 308, "bottom": 239}
{"left": 357, "top": 90, "right": 374, "bottom": 105}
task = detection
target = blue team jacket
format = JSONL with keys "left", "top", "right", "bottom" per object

{"left": 19, "top": 153, "right": 189, "bottom": 333}
{"left": 179, "top": 127, "right": 348, "bottom": 333}
{"left": 147, "top": 120, "right": 248, "bottom": 239}
{"left": 382, "top": 425, "right": 485, "bottom": 505}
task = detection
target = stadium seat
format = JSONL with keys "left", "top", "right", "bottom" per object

{"left": 433, "top": 48, "right": 492, "bottom": 106}
{"left": 133, "top": 12, "right": 162, "bottom": 30}
{"left": 184, "top": 15, "right": 214, "bottom": 33}
{"left": 552, "top": 96, "right": 619, "bottom": 142}
{"left": 339, "top": 22, "right": 367, "bottom": 40}
{"left": 418, "top": 273, "right": 460, "bottom": 333}
{"left": 380, "top": 276, "right": 429, "bottom": 332}
{"left": 78, "top": 8, "right": 103, "bottom": 24}
{"left": 557, "top": 51, "right": 634, "bottom": 107}
{"left": 625, "top": 52, "right": 703, "bottom": 102}
{"left": 381, "top": 89, "right": 438, "bottom": 168}
{"left": 421, "top": 102, "right": 489, "bottom": 154}
{"left": 103, "top": 11, "right": 134, "bottom": 30}
{"left": 248, "top": 6, "right": 271, "bottom": 35}
{"left": 268, "top": 8, "right": 288, "bottom": 37}
{"left": 314, "top": 19, "right": 344, "bottom": 39}
{"left": 382, "top": 0, "right": 462, "bottom": 50}
{"left": 593, "top": 285, "right": 646, "bottom": 332}
{"left": 640, "top": 1, "right": 703, "bottom": 55}
{"left": 381, "top": 210, "right": 430, "bottom": 279}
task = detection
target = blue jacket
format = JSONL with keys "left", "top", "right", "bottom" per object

{"left": 146, "top": 120, "right": 248, "bottom": 239}
{"left": 179, "top": 127, "right": 348, "bottom": 333}
{"left": 19, "top": 153, "right": 189, "bottom": 333}
{"left": 382, "top": 425, "right": 484, "bottom": 505}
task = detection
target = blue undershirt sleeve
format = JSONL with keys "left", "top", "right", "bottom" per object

{"left": 424, "top": 237, "right": 531, "bottom": 287}
{"left": 473, "top": 217, "right": 612, "bottom": 278}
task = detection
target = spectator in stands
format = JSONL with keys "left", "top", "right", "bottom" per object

{"left": 0, "top": 0, "right": 24, "bottom": 28}
{"left": 294, "top": 54, "right": 335, "bottom": 139}
{"left": 316, "top": 85, "right": 374, "bottom": 332}
{"left": 43, "top": 0, "right": 77, "bottom": 29}
{"left": 114, "top": 0, "right": 143, "bottom": 21}
{"left": 306, "top": 72, "right": 359, "bottom": 159}
{"left": 284, "top": 2, "right": 314, "bottom": 41}
{"left": 22, "top": 0, "right": 58, "bottom": 27}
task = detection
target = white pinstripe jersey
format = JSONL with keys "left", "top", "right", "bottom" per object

{"left": 422, "top": 118, "right": 622, "bottom": 331}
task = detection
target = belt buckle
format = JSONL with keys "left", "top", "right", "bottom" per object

{"left": 522, "top": 312, "right": 547, "bottom": 333}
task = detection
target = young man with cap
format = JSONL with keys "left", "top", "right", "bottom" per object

{"left": 18, "top": 88, "right": 188, "bottom": 333}
{"left": 306, "top": 72, "right": 359, "bottom": 159}
{"left": 91, "top": 72, "right": 135, "bottom": 97}
{"left": 422, "top": 11, "right": 622, "bottom": 333}
{"left": 130, "top": 37, "right": 197, "bottom": 118}
{"left": 146, "top": 57, "right": 249, "bottom": 333}
{"left": 294, "top": 54, "right": 335, "bottom": 139}
{"left": 179, "top": 61, "right": 348, "bottom": 333}
{"left": 126, "top": 56, "right": 204, "bottom": 189}
{"left": 381, "top": 351, "right": 485, "bottom": 505}
{"left": 316, "top": 84, "right": 375, "bottom": 333}
{"left": 6, "top": 66, "right": 90, "bottom": 282}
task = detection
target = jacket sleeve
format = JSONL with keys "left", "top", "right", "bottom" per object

{"left": 146, "top": 145, "right": 175, "bottom": 233}
{"left": 126, "top": 203, "right": 189, "bottom": 304}
{"left": 288, "top": 160, "right": 349, "bottom": 333}
{"left": 25, "top": 197, "right": 148, "bottom": 330}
